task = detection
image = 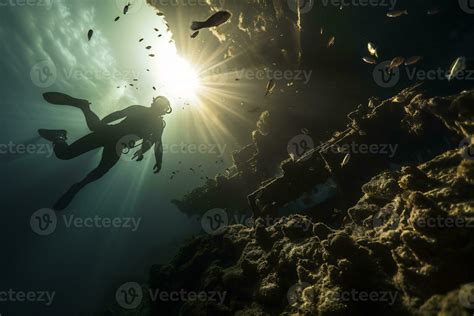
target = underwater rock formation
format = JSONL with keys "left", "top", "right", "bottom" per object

{"left": 174, "top": 86, "right": 473, "bottom": 219}
{"left": 148, "top": 147, "right": 474, "bottom": 315}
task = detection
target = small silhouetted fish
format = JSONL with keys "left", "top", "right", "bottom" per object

{"left": 191, "top": 11, "right": 231, "bottom": 31}
{"left": 405, "top": 56, "right": 423, "bottom": 66}
{"left": 149, "top": 54, "right": 155, "bottom": 57}
{"left": 387, "top": 10, "right": 408, "bottom": 17}
{"left": 191, "top": 31, "right": 199, "bottom": 39}
{"left": 363, "top": 56, "right": 377, "bottom": 64}
{"left": 447, "top": 57, "right": 466, "bottom": 81}
{"left": 114, "top": 16, "right": 120, "bottom": 22}
{"left": 146, "top": 69, "right": 150, "bottom": 72}
{"left": 139, "top": 38, "right": 144, "bottom": 42}
{"left": 341, "top": 153, "right": 351, "bottom": 167}
{"left": 265, "top": 79, "right": 276, "bottom": 96}
{"left": 154, "top": 28, "right": 159, "bottom": 32}
{"left": 146, "top": 46, "right": 152, "bottom": 49}
{"left": 158, "top": 34, "right": 162, "bottom": 37}
{"left": 123, "top": 2, "right": 130, "bottom": 15}
{"left": 389, "top": 56, "right": 405, "bottom": 70}
{"left": 133, "top": 79, "right": 138, "bottom": 81}
{"left": 157, "top": 12, "right": 164, "bottom": 16}
{"left": 130, "top": 84, "right": 134, "bottom": 87}
{"left": 368, "top": 42, "right": 378, "bottom": 58}
{"left": 328, "top": 36, "right": 335, "bottom": 48}
{"left": 87, "top": 29, "right": 93, "bottom": 41}
{"left": 153, "top": 86, "right": 156, "bottom": 90}
{"left": 427, "top": 7, "right": 440, "bottom": 15}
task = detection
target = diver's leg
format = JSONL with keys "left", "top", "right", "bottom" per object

{"left": 53, "top": 144, "right": 120, "bottom": 211}
{"left": 53, "top": 133, "right": 103, "bottom": 160}
{"left": 43, "top": 92, "right": 103, "bottom": 131}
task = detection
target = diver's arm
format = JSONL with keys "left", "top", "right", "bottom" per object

{"left": 132, "top": 137, "right": 154, "bottom": 161}
{"left": 153, "top": 140, "right": 163, "bottom": 174}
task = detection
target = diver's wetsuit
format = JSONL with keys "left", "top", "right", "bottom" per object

{"left": 51, "top": 105, "right": 165, "bottom": 210}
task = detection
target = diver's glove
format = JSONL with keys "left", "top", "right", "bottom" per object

{"left": 132, "top": 150, "right": 144, "bottom": 161}
{"left": 153, "top": 163, "right": 162, "bottom": 174}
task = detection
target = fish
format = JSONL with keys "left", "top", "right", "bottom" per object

{"left": 404, "top": 56, "right": 423, "bottom": 66}
{"left": 388, "top": 56, "right": 405, "bottom": 70}
{"left": 191, "top": 11, "right": 231, "bottom": 31}
{"left": 114, "top": 16, "right": 120, "bottom": 22}
{"left": 146, "top": 46, "right": 152, "bottom": 49}
{"left": 157, "top": 12, "right": 164, "bottom": 16}
{"left": 191, "top": 31, "right": 199, "bottom": 39}
{"left": 154, "top": 28, "right": 159, "bottom": 32}
{"left": 123, "top": 2, "right": 131, "bottom": 15}
{"left": 362, "top": 56, "right": 377, "bottom": 64}
{"left": 87, "top": 29, "right": 93, "bottom": 41}
{"left": 328, "top": 36, "right": 335, "bottom": 48}
{"left": 447, "top": 57, "right": 466, "bottom": 81}
{"left": 153, "top": 86, "right": 156, "bottom": 91}
{"left": 139, "top": 38, "right": 144, "bottom": 42}
{"left": 341, "top": 153, "right": 351, "bottom": 167}
{"left": 368, "top": 42, "right": 378, "bottom": 58}
{"left": 149, "top": 54, "right": 155, "bottom": 57}
{"left": 265, "top": 79, "right": 276, "bottom": 96}
{"left": 387, "top": 10, "right": 408, "bottom": 17}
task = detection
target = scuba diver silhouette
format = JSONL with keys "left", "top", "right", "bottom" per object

{"left": 38, "top": 92, "right": 172, "bottom": 211}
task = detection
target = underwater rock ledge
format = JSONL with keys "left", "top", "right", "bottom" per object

{"left": 142, "top": 89, "right": 474, "bottom": 315}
